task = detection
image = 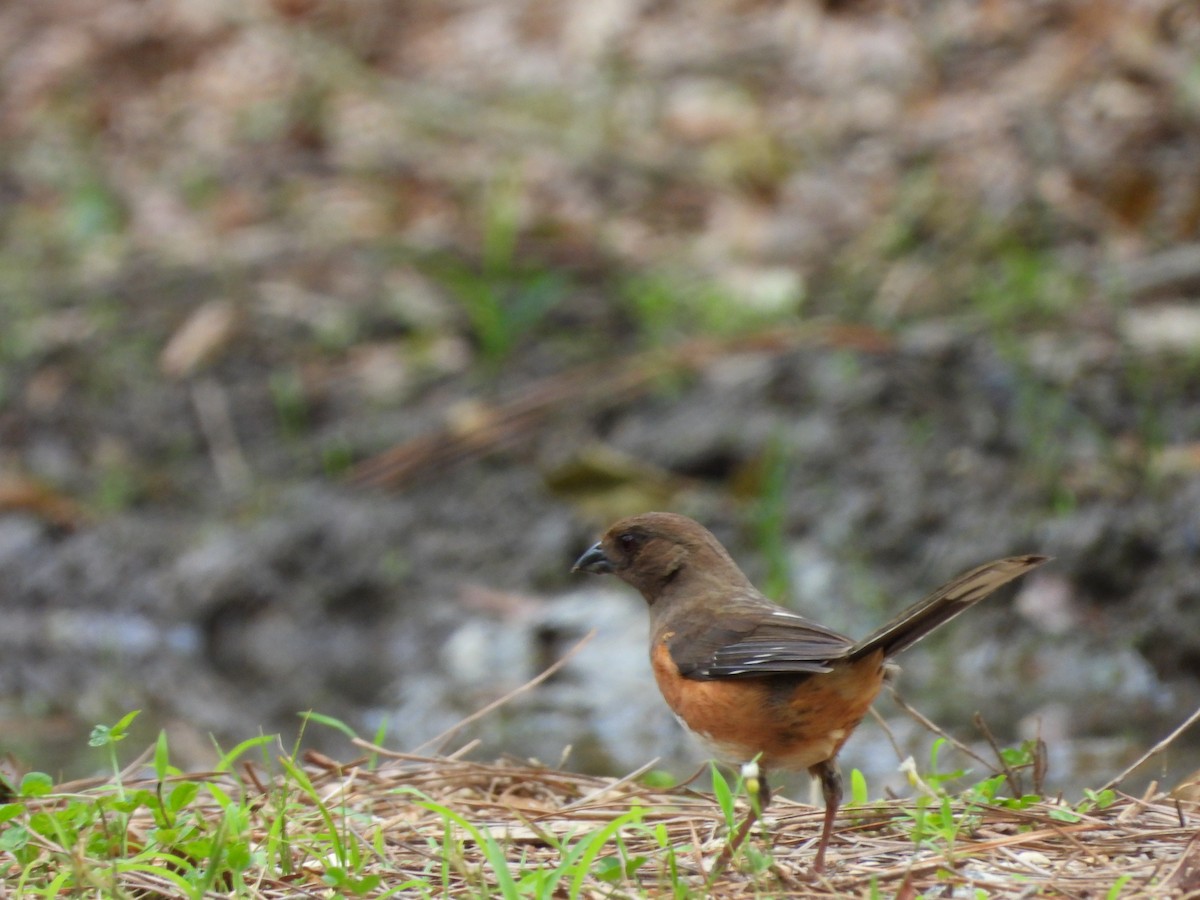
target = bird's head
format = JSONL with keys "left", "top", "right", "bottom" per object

{"left": 572, "top": 512, "right": 750, "bottom": 603}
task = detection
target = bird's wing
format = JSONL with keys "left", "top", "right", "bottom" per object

{"left": 669, "top": 606, "right": 854, "bottom": 679}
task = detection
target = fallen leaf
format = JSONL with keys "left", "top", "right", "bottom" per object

{"left": 160, "top": 300, "right": 240, "bottom": 378}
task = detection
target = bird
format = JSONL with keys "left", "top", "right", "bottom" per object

{"left": 572, "top": 511, "right": 1047, "bottom": 873}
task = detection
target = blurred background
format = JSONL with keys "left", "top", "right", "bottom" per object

{"left": 1, "top": 0, "right": 1199, "bottom": 800}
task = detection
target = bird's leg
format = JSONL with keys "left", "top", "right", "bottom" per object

{"left": 809, "top": 760, "right": 843, "bottom": 873}
{"left": 712, "top": 761, "right": 772, "bottom": 872}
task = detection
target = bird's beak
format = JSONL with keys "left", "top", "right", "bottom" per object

{"left": 572, "top": 542, "right": 612, "bottom": 574}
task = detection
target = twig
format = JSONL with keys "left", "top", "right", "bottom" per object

{"left": 1100, "top": 704, "right": 1200, "bottom": 792}
{"left": 869, "top": 705, "right": 906, "bottom": 762}
{"left": 973, "top": 712, "right": 1022, "bottom": 796}
{"left": 558, "top": 757, "right": 662, "bottom": 811}
{"left": 1032, "top": 736, "right": 1048, "bottom": 795}
{"left": 1162, "top": 831, "right": 1200, "bottom": 889}
{"left": 673, "top": 762, "right": 713, "bottom": 793}
{"left": 445, "top": 738, "right": 482, "bottom": 760}
{"left": 189, "top": 377, "right": 251, "bottom": 492}
{"left": 887, "top": 686, "right": 994, "bottom": 772}
{"left": 350, "top": 324, "right": 893, "bottom": 489}
{"left": 410, "top": 629, "right": 597, "bottom": 755}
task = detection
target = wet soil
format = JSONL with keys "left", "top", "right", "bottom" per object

{"left": 3, "top": 310, "right": 1199, "bottom": 800}
{"left": 3, "top": 0, "right": 1200, "bottom": 804}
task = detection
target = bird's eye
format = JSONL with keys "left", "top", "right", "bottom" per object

{"left": 618, "top": 532, "right": 638, "bottom": 551}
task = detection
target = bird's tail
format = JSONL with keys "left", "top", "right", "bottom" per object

{"left": 847, "top": 554, "right": 1049, "bottom": 661}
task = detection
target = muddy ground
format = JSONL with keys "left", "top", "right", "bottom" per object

{"left": 4, "top": 313, "right": 1200, "bottom": 799}
{"left": 2, "top": 0, "right": 1200, "bottom": 801}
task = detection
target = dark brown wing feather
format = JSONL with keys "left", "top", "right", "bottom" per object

{"left": 669, "top": 601, "right": 854, "bottom": 680}
{"left": 667, "top": 555, "right": 1049, "bottom": 680}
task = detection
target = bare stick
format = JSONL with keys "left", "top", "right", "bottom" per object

{"left": 868, "top": 706, "right": 906, "bottom": 762}
{"left": 559, "top": 757, "right": 662, "bottom": 811}
{"left": 410, "top": 629, "right": 597, "bottom": 755}
{"left": 973, "top": 712, "right": 1023, "bottom": 795}
{"left": 887, "top": 686, "right": 994, "bottom": 772}
{"left": 1101, "top": 703, "right": 1200, "bottom": 792}
{"left": 190, "top": 377, "right": 251, "bottom": 492}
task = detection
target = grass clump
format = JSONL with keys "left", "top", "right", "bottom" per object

{"left": 435, "top": 173, "right": 571, "bottom": 370}
{"left": 619, "top": 271, "right": 802, "bottom": 348}
{"left": 0, "top": 712, "right": 1190, "bottom": 897}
